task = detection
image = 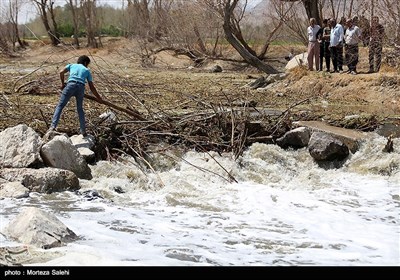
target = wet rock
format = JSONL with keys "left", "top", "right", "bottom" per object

{"left": 76, "top": 189, "right": 104, "bottom": 201}
{"left": 276, "top": 127, "right": 311, "bottom": 149}
{"left": 293, "top": 120, "right": 369, "bottom": 153}
{"left": 0, "top": 168, "right": 80, "bottom": 193}
{"left": 374, "top": 123, "right": 400, "bottom": 138}
{"left": 70, "top": 134, "right": 96, "bottom": 163}
{"left": 308, "top": 132, "right": 349, "bottom": 161}
{"left": 5, "top": 207, "right": 78, "bottom": 249}
{"left": 41, "top": 135, "right": 92, "bottom": 180}
{"left": 113, "top": 186, "right": 125, "bottom": 194}
{"left": 0, "top": 182, "right": 29, "bottom": 199}
{"left": 70, "top": 134, "right": 95, "bottom": 149}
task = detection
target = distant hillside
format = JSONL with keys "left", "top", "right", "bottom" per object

{"left": 244, "top": 0, "right": 269, "bottom": 26}
{"left": 252, "top": 0, "right": 269, "bottom": 11}
{"left": 242, "top": 0, "right": 304, "bottom": 42}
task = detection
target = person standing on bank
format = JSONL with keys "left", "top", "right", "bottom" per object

{"left": 338, "top": 17, "right": 346, "bottom": 70}
{"left": 344, "top": 18, "right": 361, "bottom": 74}
{"left": 319, "top": 19, "right": 331, "bottom": 72}
{"left": 329, "top": 18, "right": 344, "bottom": 73}
{"left": 368, "top": 16, "right": 385, "bottom": 73}
{"left": 48, "top": 55, "right": 102, "bottom": 136}
{"left": 359, "top": 15, "right": 370, "bottom": 47}
{"left": 307, "top": 18, "right": 321, "bottom": 71}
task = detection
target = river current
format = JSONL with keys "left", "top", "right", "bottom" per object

{"left": 1, "top": 134, "right": 399, "bottom": 266}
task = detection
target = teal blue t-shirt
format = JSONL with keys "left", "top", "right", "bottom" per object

{"left": 66, "top": 64, "right": 93, "bottom": 84}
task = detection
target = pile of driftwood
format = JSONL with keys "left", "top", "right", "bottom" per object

{"left": 9, "top": 67, "right": 304, "bottom": 166}
{"left": 82, "top": 86, "right": 297, "bottom": 163}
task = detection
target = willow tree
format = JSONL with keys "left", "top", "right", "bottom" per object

{"left": 81, "top": 0, "right": 101, "bottom": 48}
{"left": 31, "top": 0, "right": 60, "bottom": 46}
{"left": 67, "top": 0, "right": 80, "bottom": 47}
{"left": 377, "top": 0, "right": 400, "bottom": 44}
{"left": 209, "top": 0, "right": 279, "bottom": 74}
{"left": 7, "top": 0, "right": 25, "bottom": 50}
{"left": 126, "top": 0, "right": 151, "bottom": 37}
{"left": 281, "top": 0, "right": 320, "bottom": 24}
{"left": 0, "top": 27, "right": 10, "bottom": 54}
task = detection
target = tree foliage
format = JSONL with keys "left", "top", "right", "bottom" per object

{"left": 0, "top": 0, "right": 398, "bottom": 71}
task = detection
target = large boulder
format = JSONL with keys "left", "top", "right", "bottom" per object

{"left": 276, "top": 127, "right": 311, "bottom": 149}
{"left": 308, "top": 132, "right": 349, "bottom": 161}
{"left": 0, "top": 168, "right": 80, "bottom": 193}
{"left": 41, "top": 135, "right": 92, "bottom": 180}
{"left": 70, "top": 134, "right": 95, "bottom": 149}
{"left": 0, "top": 182, "right": 29, "bottom": 199}
{"left": 293, "top": 120, "right": 369, "bottom": 153}
{"left": 70, "top": 134, "right": 95, "bottom": 162}
{"left": 0, "top": 124, "right": 42, "bottom": 168}
{"left": 5, "top": 207, "right": 78, "bottom": 249}
{"left": 285, "top": 52, "right": 308, "bottom": 70}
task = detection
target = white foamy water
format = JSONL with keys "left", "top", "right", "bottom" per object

{"left": 1, "top": 135, "right": 399, "bottom": 266}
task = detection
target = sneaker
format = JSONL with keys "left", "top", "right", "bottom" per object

{"left": 46, "top": 127, "right": 56, "bottom": 134}
{"left": 350, "top": 71, "right": 357, "bottom": 75}
{"left": 43, "top": 127, "right": 56, "bottom": 142}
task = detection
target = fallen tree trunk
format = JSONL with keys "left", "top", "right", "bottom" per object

{"left": 84, "top": 94, "right": 147, "bottom": 121}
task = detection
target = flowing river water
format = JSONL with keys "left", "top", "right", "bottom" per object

{"left": 1, "top": 134, "right": 399, "bottom": 266}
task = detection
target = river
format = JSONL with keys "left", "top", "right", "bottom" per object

{"left": 1, "top": 135, "right": 399, "bottom": 266}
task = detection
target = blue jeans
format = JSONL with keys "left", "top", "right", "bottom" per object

{"left": 51, "top": 82, "right": 86, "bottom": 133}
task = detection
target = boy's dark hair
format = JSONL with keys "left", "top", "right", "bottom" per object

{"left": 77, "top": 55, "right": 90, "bottom": 66}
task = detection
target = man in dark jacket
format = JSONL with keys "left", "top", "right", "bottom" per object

{"left": 368, "top": 16, "right": 385, "bottom": 73}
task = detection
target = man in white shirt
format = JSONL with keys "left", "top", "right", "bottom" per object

{"left": 307, "top": 18, "right": 321, "bottom": 71}
{"left": 344, "top": 18, "right": 361, "bottom": 74}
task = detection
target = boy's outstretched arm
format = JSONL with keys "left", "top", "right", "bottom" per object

{"left": 88, "top": 81, "right": 103, "bottom": 101}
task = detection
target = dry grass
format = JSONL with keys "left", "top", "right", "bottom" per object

{"left": 0, "top": 38, "right": 399, "bottom": 138}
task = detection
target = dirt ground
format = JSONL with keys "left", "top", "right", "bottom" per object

{"left": 0, "top": 37, "right": 399, "bottom": 138}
